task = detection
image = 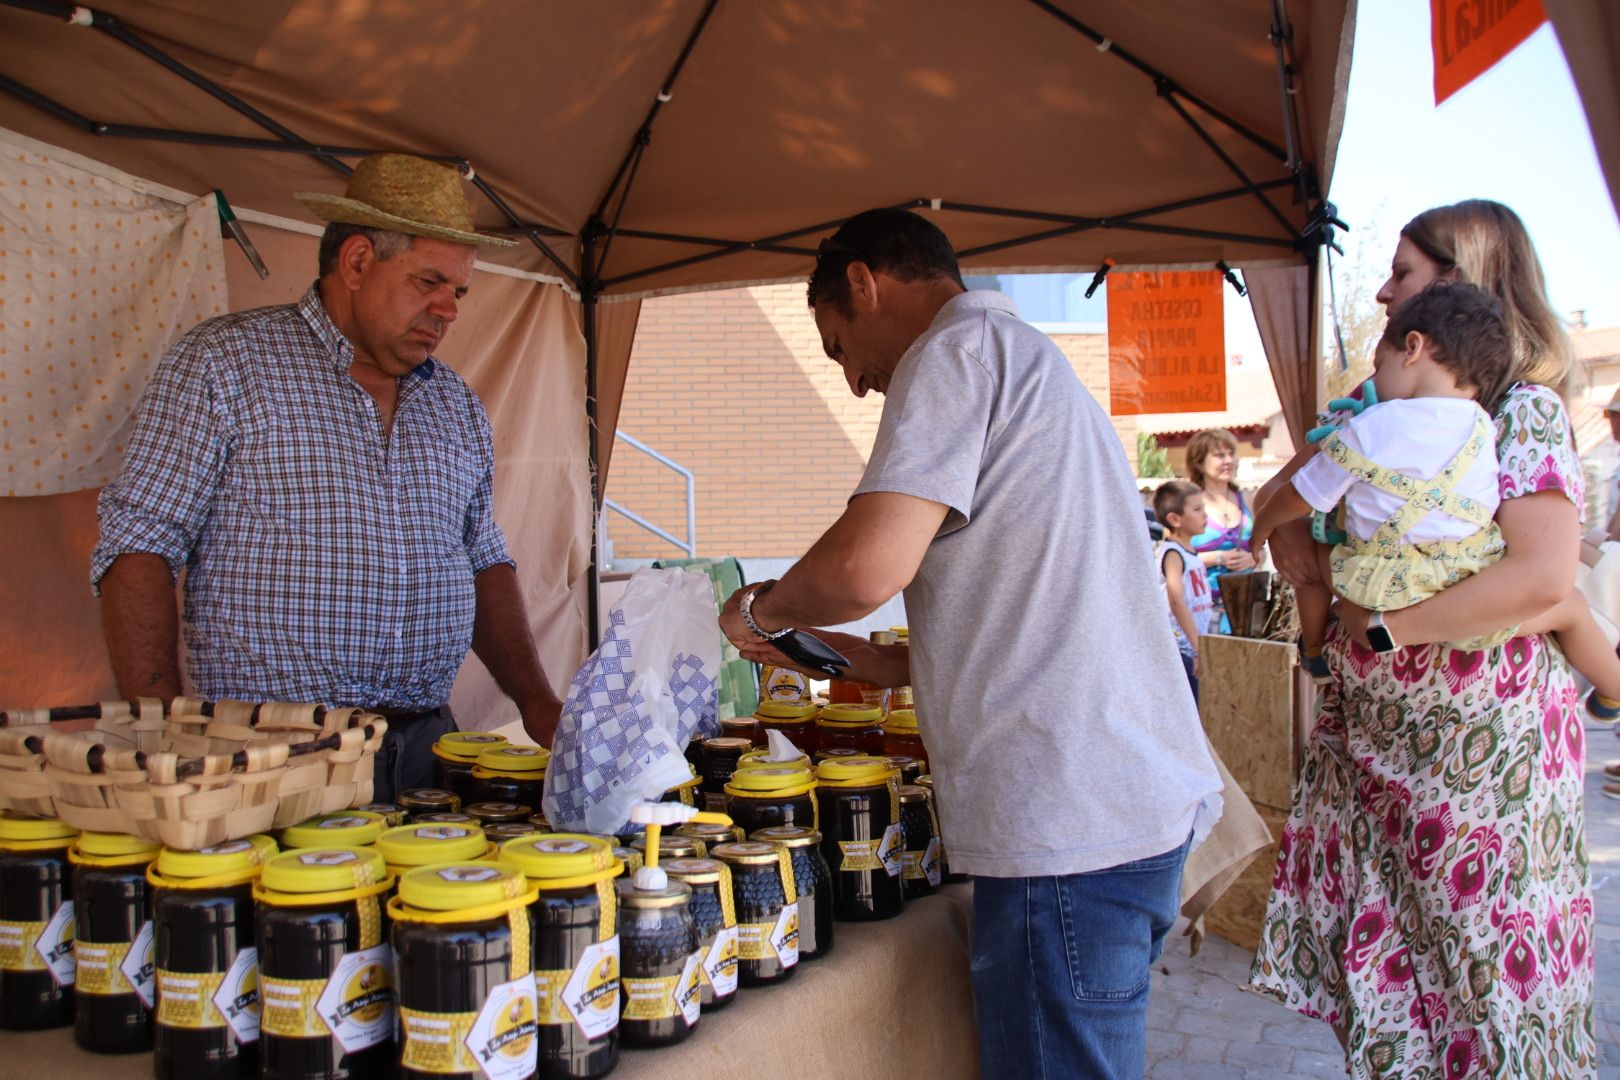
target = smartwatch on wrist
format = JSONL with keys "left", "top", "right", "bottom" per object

{"left": 1366, "top": 610, "right": 1398, "bottom": 654}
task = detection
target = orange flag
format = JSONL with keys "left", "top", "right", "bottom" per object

{"left": 1431, "top": 0, "right": 1546, "bottom": 105}
{"left": 1106, "top": 271, "right": 1226, "bottom": 416}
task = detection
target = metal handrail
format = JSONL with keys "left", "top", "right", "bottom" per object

{"left": 601, "top": 430, "right": 696, "bottom": 559}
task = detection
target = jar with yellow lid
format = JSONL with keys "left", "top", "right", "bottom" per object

{"left": 749, "top": 826, "right": 834, "bottom": 962}
{"left": 471, "top": 745, "right": 549, "bottom": 810}
{"left": 501, "top": 835, "right": 622, "bottom": 1079}
{"left": 881, "top": 708, "right": 927, "bottom": 765}
{"left": 915, "top": 775, "right": 968, "bottom": 884}
{"left": 661, "top": 857, "right": 738, "bottom": 1011}
{"left": 375, "top": 824, "right": 489, "bottom": 879}
{"left": 70, "top": 830, "right": 161, "bottom": 1052}
{"left": 280, "top": 811, "right": 387, "bottom": 851}
{"left": 396, "top": 788, "right": 461, "bottom": 821}
{"left": 815, "top": 757, "right": 906, "bottom": 921}
{"left": 898, "top": 785, "right": 942, "bottom": 900}
{"left": 709, "top": 841, "right": 798, "bottom": 986}
{"left": 614, "top": 876, "right": 699, "bottom": 1048}
{"left": 431, "top": 732, "right": 510, "bottom": 807}
{"left": 737, "top": 746, "right": 812, "bottom": 772}
{"left": 255, "top": 847, "right": 396, "bottom": 1080}
{"left": 149, "top": 835, "right": 278, "bottom": 1080}
{"left": 698, "top": 737, "right": 752, "bottom": 812}
{"left": 753, "top": 701, "right": 818, "bottom": 754}
{"left": 0, "top": 813, "right": 78, "bottom": 1031}
{"left": 390, "top": 861, "right": 538, "bottom": 1080}
{"left": 465, "top": 802, "right": 534, "bottom": 828}
{"left": 815, "top": 703, "right": 886, "bottom": 757}
{"left": 723, "top": 765, "right": 818, "bottom": 836}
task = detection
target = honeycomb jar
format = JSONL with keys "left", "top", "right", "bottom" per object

{"left": 916, "top": 775, "right": 968, "bottom": 884}
{"left": 471, "top": 746, "right": 549, "bottom": 812}
{"left": 502, "top": 835, "right": 623, "bottom": 1080}
{"left": 749, "top": 826, "right": 834, "bottom": 962}
{"left": 898, "top": 785, "right": 942, "bottom": 900}
{"left": 723, "top": 766, "right": 818, "bottom": 836}
{"left": 709, "top": 841, "right": 798, "bottom": 986}
{"left": 70, "top": 830, "right": 161, "bottom": 1053}
{"left": 255, "top": 847, "right": 396, "bottom": 1080}
{"left": 815, "top": 757, "right": 906, "bottom": 922}
{"left": 615, "top": 878, "right": 699, "bottom": 1048}
{"left": 661, "top": 857, "right": 738, "bottom": 1011}
{"left": 0, "top": 813, "right": 78, "bottom": 1031}
{"left": 814, "top": 704, "right": 886, "bottom": 757}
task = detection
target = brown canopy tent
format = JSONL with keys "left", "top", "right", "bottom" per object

{"left": 0, "top": 0, "right": 1363, "bottom": 723}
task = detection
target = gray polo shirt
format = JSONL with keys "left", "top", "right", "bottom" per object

{"left": 855, "top": 290, "right": 1221, "bottom": 877}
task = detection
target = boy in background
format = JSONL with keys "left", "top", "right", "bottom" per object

{"left": 1155, "top": 479, "right": 1219, "bottom": 697}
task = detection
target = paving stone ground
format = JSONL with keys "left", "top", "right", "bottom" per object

{"left": 1143, "top": 733, "right": 1620, "bottom": 1078}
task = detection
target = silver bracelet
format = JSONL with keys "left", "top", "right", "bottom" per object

{"left": 740, "top": 581, "right": 789, "bottom": 641}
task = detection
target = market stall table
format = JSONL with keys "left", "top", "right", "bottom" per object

{"left": 9, "top": 884, "right": 977, "bottom": 1080}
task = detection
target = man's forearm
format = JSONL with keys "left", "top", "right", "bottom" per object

{"left": 472, "top": 564, "right": 564, "bottom": 745}
{"left": 100, "top": 553, "right": 183, "bottom": 700}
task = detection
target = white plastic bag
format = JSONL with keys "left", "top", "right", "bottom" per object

{"left": 542, "top": 567, "right": 721, "bottom": 835}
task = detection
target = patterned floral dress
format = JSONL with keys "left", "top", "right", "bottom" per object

{"left": 1250, "top": 384, "right": 1597, "bottom": 1079}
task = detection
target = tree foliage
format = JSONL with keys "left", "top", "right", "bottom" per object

{"left": 1136, "top": 431, "right": 1173, "bottom": 478}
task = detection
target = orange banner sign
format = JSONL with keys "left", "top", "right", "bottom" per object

{"left": 1431, "top": 0, "right": 1546, "bottom": 105}
{"left": 1106, "top": 271, "right": 1225, "bottom": 416}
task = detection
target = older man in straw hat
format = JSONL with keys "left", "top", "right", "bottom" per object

{"left": 92, "top": 154, "right": 563, "bottom": 799}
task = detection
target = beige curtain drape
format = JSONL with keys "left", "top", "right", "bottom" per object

{"left": 1546, "top": 1, "right": 1620, "bottom": 220}
{"left": 592, "top": 298, "right": 644, "bottom": 495}
{"left": 1246, "top": 263, "right": 1314, "bottom": 447}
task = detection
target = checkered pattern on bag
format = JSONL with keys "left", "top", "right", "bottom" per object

{"left": 91, "top": 288, "right": 512, "bottom": 710}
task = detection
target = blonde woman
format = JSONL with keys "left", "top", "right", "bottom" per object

{"left": 1250, "top": 200, "right": 1592, "bottom": 1076}
{"left": 1184, "top": 428, "right": 1256, "bottom": 625}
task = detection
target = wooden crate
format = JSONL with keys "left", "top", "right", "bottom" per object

{"left": 1203, "top": 800, "right": 1289, "bottom": 953}
{"left": 1199, "top": 634, "right": 1305, "bottom": 810}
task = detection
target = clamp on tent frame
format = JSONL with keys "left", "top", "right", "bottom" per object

{"left": 1216, "top": 261, "right": 1246, "bottom": 297}
{"left": 1083, "top": 258, "right": 1115, "bottom": 299}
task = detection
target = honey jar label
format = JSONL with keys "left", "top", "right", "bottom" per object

{"left": 317, "top": 944, "right": 394, "bottom": 1053}
{"left": 878, "top": 824, "right": 906, "bottom": 878}
{"left": 560, "top": 937, "right": 620, "bottom": 1040}
{"left": 465, "top": 973, "right": 538, "bottom": 1080}
{"left": 401, "top": 1007, "right": 480, "bottom": 1074}
{"left": 214, "top": 947, "right": 262, "bottom": 1043}
{"left": 122, "top": 921, "right": 157, "bottom": 1007}
{"left": 0, "top": 902, "right": 76, "bottom": 985}
{"left": 761, "top": 666, "right": 812, "bottom": 703}
{"left": 157, "top": 968, "right": 227, "bottom": 1030}
{"left": 737, "top": 919, "right": 775, "bottom": 961}
{"left": 923, "top": 838, "right": 944, "bottom": 887}
{"left": 836, "top": 839, "right": 882, "bottom": 872}
{"left": 261, "top": 974, "right": 329, "bottom": 1038}
{"left": 621, "top": 973, "right": 679, "bottom": 1021}
{"left": 770, "top": 903, "right": 800, "bottom": 968}
{"left": 704, "top": 926, "right": 739, "bottom": 997}
{"left": 676, "top": 951, "right": 702, "bottom": 1027}
{"left": 76, "top": 938, "right": 135, "bottom": 996}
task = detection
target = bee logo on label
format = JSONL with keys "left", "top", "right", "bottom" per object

{"left": 437, "top": 866, "right": 501, "bottom": 883}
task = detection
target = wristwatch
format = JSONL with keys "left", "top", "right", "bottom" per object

{"left": 1365, "top": 610, "right": 1398, "bottom": 653}
{"left": 740, "top": 581, "right": 789, "bottom": 642}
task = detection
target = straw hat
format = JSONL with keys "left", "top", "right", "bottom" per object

{"left": 295, "top": 153, "right": 516, "bottom": 248}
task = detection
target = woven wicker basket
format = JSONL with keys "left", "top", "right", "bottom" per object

{"left": 0, "top": 697, "right": 387, "bottom": 850}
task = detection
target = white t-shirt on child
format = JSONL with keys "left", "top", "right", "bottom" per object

{"left": 1292, "top": 397, "right": 1500, "bottom": 544}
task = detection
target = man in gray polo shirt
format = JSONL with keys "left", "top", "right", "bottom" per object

{"left": 720, "top": 208, "right": 1221, "bottom": 1079}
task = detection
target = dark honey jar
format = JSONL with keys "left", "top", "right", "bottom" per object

{"left": 431, "top": 733, "right": 510, "bottom": 807}
{"left": 396, "top": 789, "right": 462, "bottom": 821}
{"left": 886, "top": 754, "right": 925, "bottom": 787}
{"left": 502, "top": 835, "right": 622, "bottom": 1080}
{"left": 718, "top": 716, "right": 758, "bottom": 745}
{"left": 149, "top": 836, "right": 278, "bottom": 1080}
{"left": 471, "top": 746, "right": 550, "bottom": 811}
{"left": 881, "top": 708, "right": 928, "bottom": 766}
{"left": 615, "top": 877, "right": 699, "bottom": 1048}
{"left": 661, "top": 768, "right": 704, "bottom": 810}
{"left": 737, "top": 747, "right": 811, "bottom": 772}
{"left": 70, "top": 830, "right": 161, "bottom": 1053}
{"left": 815, "top": 757, "right": 906, "bottom": 921}
{"left": 814, "top": 747, "right": 865, "bottom": 765}
{"left": 390, "top": 861, "right": 538, "bottom": 1080}
{"left": 628, "top": 833, "right": 701, "bottom": 863}
{"left": 0, "top": 813, "right": 78, "bottom": 1031}
{"left": 709, "top": 841, "right": 797, "bottom": 986}
{"left": 753, "top": 702, "right": 818, "bottom": 753}
{"left": 356, "top": 805, "right": 408, "bottom": 829}
{"left": 750, "top": 826, "right": 834, "bottom": 962}
{"left": 723, "top": 766, "right": 818, "bottom": 836}
{"left": 465, "top": 802, "right": 534, "bottom": 828}
{"left": 672, "top": 821, "right": 744, "bottom": 852}
{"left": 414, "top": 813, "right": 480, "bottom": 827}
{"left": 280, "top": 811, "right": 386, "bottom": 851}
{"left": 916, "top": 776, "right": 968, "bottom": 884}
{"left": 255, "top": 847, "right": 396, "bottom": 1080}
{"left": 484, "top": 824, "right": 549, "bottom": 844}
{"left": 698, "top": 737, "right": 753, "bottom": 813}
{"left": 898, "top": 785, "right": 942, "bottom": 900}
{"left": 815, "top": 704, "right": 886, "bottom": 757}
{"left": 661, "top": 858, "right": 738, "bottom": 1011}
{"left": 375, "top": 824, "right": 488, "bottom": 880}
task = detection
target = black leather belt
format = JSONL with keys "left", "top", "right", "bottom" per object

{"left": 368, "top": 706, "right": 445, "bottom": 725}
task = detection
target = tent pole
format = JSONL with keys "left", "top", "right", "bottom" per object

{"left": 1157, "top": 88, "right": 1298, "bottom": 240}
{"left": 582, "top": 221, "right": 603, "bottom": 648}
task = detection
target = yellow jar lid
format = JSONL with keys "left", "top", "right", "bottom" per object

{"left": 755, "top": 701, "right": 816, "bottom": 722}
{"left": 75, "top": 831, "right": 161, "bottom": 859}
{"left": 260, "top": 846, "right": 388, "bottom": 894}
{"left": 155, "top": 835, "right": 277, "bottom": 880}
{"left": 667, "top": 768, "right": 702, "bottom": 793}
{"left": 884, "top": 709, "right": 920, "bottom": 734}
{"left": 816, "top": 756, "right": 897, "bottom": 786}
{"left": 281, "top": 811, "right": 386, "bottom": 850}
{"left": 398, "top": 860, "right": 529, "bottom": 912}
{"left": 500, "top": 833, "right": 618, "bottom": 881}
{"left": 0, "top": 812, "right": 78, "bottom": 848}
{"left": 473, "top": 745, "right": 549, "bottom": 774}
{"left": 376, "top": 823, "right": 489, "bottom": 867}
{"left": 817, "top": 703, "right": 883, "bottom": 727}
{"left": 432, "top": 731, "right": 509, "bottom": 763}
{"left": 725, "top": 766, "right": 816, "bottom": 795}
{"left": 737, "top": 749, "right": 811, "bottom": 771}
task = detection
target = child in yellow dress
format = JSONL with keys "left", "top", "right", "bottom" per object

{"left": 1253, "top": 282, "right": 1620, "bottom": 718}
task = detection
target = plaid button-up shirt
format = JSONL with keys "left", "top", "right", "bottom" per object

{"left": 93, "top": 287, "right": 513, "bottom": 709}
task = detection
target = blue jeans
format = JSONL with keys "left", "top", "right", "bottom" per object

{"left": 971, "top": 835, "right": 1191, "bottom": 1080}
{"left": 372, "top": 707, "right": 458, "bottom": 804}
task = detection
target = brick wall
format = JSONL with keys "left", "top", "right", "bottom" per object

{"left": 604, "top": 284, "right": 1134, "bottom": 561}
